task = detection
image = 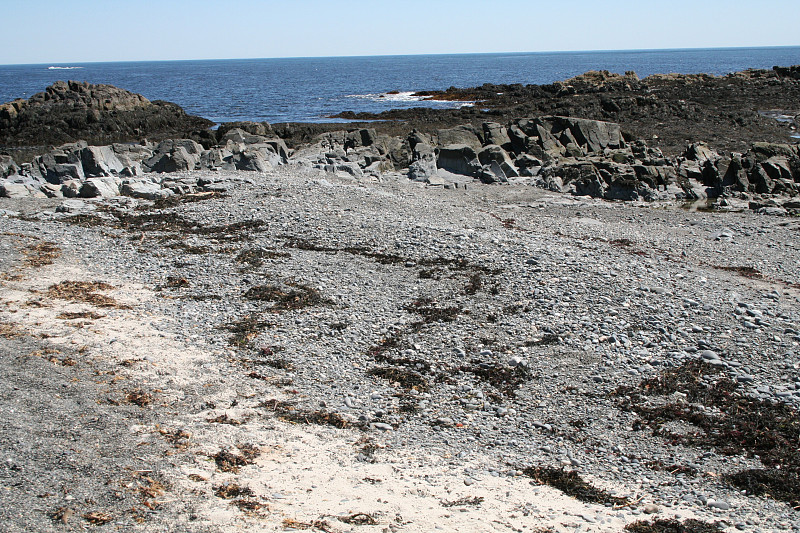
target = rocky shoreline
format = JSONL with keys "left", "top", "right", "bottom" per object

{"left": 1, "top": 68, "right": 799, "bottom": 213}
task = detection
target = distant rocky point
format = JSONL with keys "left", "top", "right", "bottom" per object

{"left": 0, "top": 80, "right": 212, "bottom": 148}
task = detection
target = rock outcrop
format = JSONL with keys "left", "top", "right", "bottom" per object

{"left": 0, "top": 126, "right": 291, "bottom": 199}
{"left": 0, "top": 81, "right": 213, "bottom": 147}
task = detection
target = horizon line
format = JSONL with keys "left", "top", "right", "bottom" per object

{"left": 3, "top": 44, "right": 800, "bottom": 67}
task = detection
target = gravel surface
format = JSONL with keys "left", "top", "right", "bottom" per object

{"left": 1, "top": 166, "right": 799, "bottom": 532}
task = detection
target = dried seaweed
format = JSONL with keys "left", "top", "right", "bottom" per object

{"left": 125, "top": 390, "right": 154, "bottom": 407}
{"left": 282, "top": 518, "right": 335, "bottom": 532}
{"left": 459, "top": 361, "right": 532, "bottom": 395}
{"left": 441, "top": 496, "right": 484, "bottom": 508}
{"left": 723, "top": 469, "right": 800, "bottom": 509}
{"left": 280, "top": 409, "right": 352, "bottom": 429}
{"left": 338, "top": 513, "right": 378, "bottom": 525}
{"left": 158, "top": 428, "right": 191, "bottom": 449}
{"left": 263, "top": 400, "right": 352, "bottom": 429}
{"left": 616, "top": 360, "right": 800, "bottom": 506}
{"left": 283, "top": 236, "right": 499, "bottom": 274}
{"left": 522, "top": 467, "right": 628, "bottom": 506}
{"left": 367, "top": 366, "right": 429, "bottom": 391}
{"left": 712, "top": 265, "right": 763, "bottom": 279}
{"left": 146, "top": 191, "right": 226, "bottom": 209}
{"left": 56, "top": 310, "right": 105, "bottom": 320}
{"left": 212, "top": 444, "right": 260, "bottom": 473}
{"left": 23, "top": 241, "right": 60, "bottom": 267}
{"left": 214, "top": 484, "right": 254, "bottom": 499}
{"left": 244, "top": 282, "right": 331, "bottom": 311}
{"left": 46, "top": 280, "right": 129, "bottom": 309}
{"left": 82, "top": 511, "right": 113, "bottom": 525}
{"left": 625, "top": 519, "right": 724, "bottom": 533}
{"left": 403, "top": 297, "right": 463, "bottom": 323}
{"left": 222, "top": 315, "right": 273, "bottom": 348}
{"left": 463, "top": 272, "right": 483, "bottom": 295}
{"left": 0, "top": 322, "right": 20, "bottom": 339}
{"left": 207, "top": 414, "right": 246, "bottom": 425}
{"left": 236, "top": 247, "right": 291, "bottom": 268}
{"left": 231, "top": 498, "right": 267, "bottom": 517}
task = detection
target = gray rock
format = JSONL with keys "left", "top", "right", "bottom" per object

{"left": 541, "top": 116, "right": 623, "bottom": 153}
{"left": 707, "top": 499, "right": 732, "bottom": 511}
{"left": 0, "top": 155, "right": 19, "bottom": 178}
{"left": 481, "top": 122, "right": 512, "bottom": 150}
{"left": 56, "top": 199, "right": 94, "bottom": 213}
{"left": 436, "top": 125, "right": 482, "bottom": 153}
{"left": 408, "top": 142, "right": 438, "bottom": 182}
{"left": 143, "top": 139, "right": 202, "bottom": 173}
{"left": 437, "top": 145, "right": 481, "bottom": 177}
{"left": 80, "top": 145, "right": 126, "bottom": 177}
{"left": 1, "top": 180, "right": 38, "bottom": 198}
{"left": 121, "top": 179, "right": 171, "bottom": 200}
{"left": 80, "top": 177, "right": 121, "bottom": 198}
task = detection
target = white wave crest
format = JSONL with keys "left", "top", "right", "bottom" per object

{"left": 345, "top": 91, "right": 474, "bottom": 108}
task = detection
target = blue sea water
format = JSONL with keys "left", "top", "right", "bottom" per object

{"left": 1, "top": 47, "right": 799, "bottom": 125}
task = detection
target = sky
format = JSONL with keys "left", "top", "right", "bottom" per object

{"left": 1, "top": 0, "right": 798, "bottom": 65}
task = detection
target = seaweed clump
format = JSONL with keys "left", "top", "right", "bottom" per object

{"left": 625, "top": 519, "right": 723, "bottom": 533}
{"left": 458, "top": 360, "right": 532, "bottom": 396}
{"left": 212, "top": 444, "right": 261, "bottom": 473}
{"left": 615, "top": 360, "right": 800, "bottom": 507}
{"left": 46, "top": 281, "right": 129, "bottom": 309}
{"left": 244, "top": 282, "right": 330, "bottom": 311}
{"left": 261, "top": 399, "right": 352, "bottom": 429}
{"left": 367, "top": 366, "right": 429, "bottom": 391}
{"left": 522, "top": 466, "right": 628, "bottom": 506}
{"left": 403, "top": 296, "right": 463, "bottom": 323}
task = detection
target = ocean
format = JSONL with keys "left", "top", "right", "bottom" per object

{"left": 1, "top": 47, "right": 799, "bottom": 125}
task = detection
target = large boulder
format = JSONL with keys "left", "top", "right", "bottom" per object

{"left": 481, "top": 122, "right": 512, "bottom": 150}
{"left": 221, "top": 128, "right": 268, "bottom": 145}
{"left": 478, "top": 145, "right": 518, "bottom": 178}
{"left": 539, "top": 116, "right": 623, "bottom": 153}
{"left": 111, "top": 143, "right": 152, "bottom": 176}
{"left": 0, "top": 155, "right": 19, "bottom": 178}
{"left": 80, "top": 145, "right": 126, "bottom": 177}
{"left": 233, "top": 147, "right": 274, "bottom": 172}
{"left": 345, "top": 128, "right": 379, "bottom": 149}
{"left": 683, "top": 142, "right": 719, "bottom": 164}
{"left": 80, "top": 177, "right": 121, "bottom": 198}
{"left": 437, "top": 144, "right": 481, "bottom": 177}
{"left": 515, "top": 119, "right": 565, "bottom": 156}
{"left": 200, "top": 147, "right": 236, "bottom": 171}
{"left": 216, "top": 121, "right": 272, "bottom": 139}
{"left": 435, "top": 125, "right": 482, "bottom": 153}
{"left": 121, "top": 179, "right": 171, "bottom": 200}
{"left": 142, "top": 139, "right": 202, "bottom": 173}
{"left": 0, "top": 177, "right": 46, "bottom": 198}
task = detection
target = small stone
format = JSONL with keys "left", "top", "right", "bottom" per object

{"left": 707, "top": 499, "right": 732, "bottom": 510}
{"left": 700, "top": 350, "right": 719, "bottom": 360}
{"left": 643, "top": 504, "right": 660, "bottom": 514}
{"left": 372, "top": 422, "right": 393, "bottom": 431}
{"left": 434, "top": 417, "right": 455, "bottom": 428}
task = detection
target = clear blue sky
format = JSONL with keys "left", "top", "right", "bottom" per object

{"left": 1, "top": 0, "right": 798, "bottom": 64}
